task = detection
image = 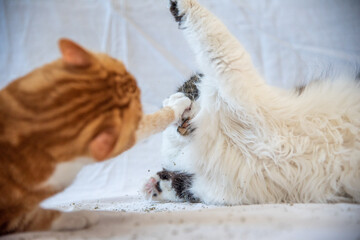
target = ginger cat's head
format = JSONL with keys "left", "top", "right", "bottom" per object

{"left": 0, "top": 39, "right": 142, "bottom": 163}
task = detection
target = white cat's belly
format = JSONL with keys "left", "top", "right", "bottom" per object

{"left": 162, "top": 92, "right": 360, "bottom": 204}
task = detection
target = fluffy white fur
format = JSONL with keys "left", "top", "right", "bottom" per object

{"left": 154, "top": 0, "right": 360, "bottom": 205}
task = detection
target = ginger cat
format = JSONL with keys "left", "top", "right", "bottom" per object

{"left": 0, "top": 39, "right": 191, "bottom": 235}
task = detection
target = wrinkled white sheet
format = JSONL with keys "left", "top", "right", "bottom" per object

{"left": 4, "top": 204, "right": 360, "bottom": 240}
{"left": 1, "top": 0, "right": 360, "bottom": 239}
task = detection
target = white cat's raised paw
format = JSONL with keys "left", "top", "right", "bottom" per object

{"left": 51, "top": 211, "right": 99, "bottom": 231}
{"left": 169, "top": 0, "right": 197, "bottom": 25}
{"left": 163, "top": 92, "right": 191, "bottom": 123}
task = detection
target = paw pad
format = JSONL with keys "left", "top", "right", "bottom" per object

{"left": 143, "top": 177, "right": 162, "bottom": 200}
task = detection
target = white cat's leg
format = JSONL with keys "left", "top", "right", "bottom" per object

{"left": 51, "top": 211, "right": 99, "bottom": 231}
{"left": 161, "top": 103, "right": 200, "bottom": 172}
{"left": 161, "top": 93, "right": 197, "bottom": 171}
{"left": 169, "top": 0, "right": 266, "bottom": 102}
{"left": 162, "top": 126, "right": 187, "bottom": 163}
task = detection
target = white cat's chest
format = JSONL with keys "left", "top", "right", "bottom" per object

{"left": 44, "top": 157, "right": 94, "bottom": 190}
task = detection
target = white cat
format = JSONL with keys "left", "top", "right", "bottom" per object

{"left": 143, "top": 0, "right": 360, "bottom": 205}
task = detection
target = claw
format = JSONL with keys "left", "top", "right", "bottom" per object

{"left": 177, "top": 118, "right": 193, "bottom": 136}
{"left": 181, "top": 119, "right": 190, "bottom": 128}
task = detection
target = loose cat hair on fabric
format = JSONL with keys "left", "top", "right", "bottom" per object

{"left": 143, "top": 0, "right": 360, "bottom": 205}
{"left": 0, "top": 39, "right": 191, "bottom": 235}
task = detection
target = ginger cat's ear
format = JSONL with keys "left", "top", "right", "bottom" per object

{"left": 89, "top": 129, "right": 119, "bottom": 161}
{"left": 59, "top": 38, "right": 92, "bottom": 68}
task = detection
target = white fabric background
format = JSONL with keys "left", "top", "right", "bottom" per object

{"left": 1, "top": 0, "right": 360, "bottom": 239}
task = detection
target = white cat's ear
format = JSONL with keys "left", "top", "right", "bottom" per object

{"left": 89, "top": 129, "right": 118, "bottom": 161}
{"left": 59, "top": 38, "right": 92, "bottom": 68}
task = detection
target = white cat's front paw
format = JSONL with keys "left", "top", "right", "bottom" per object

{"left": 51, "top": 211, "right": 99, "bottom": 231}
{"left": 163, "top": 92, "right": 191, "bottom": 123}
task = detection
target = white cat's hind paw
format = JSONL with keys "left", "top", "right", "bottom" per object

{"left": 142, "top": 175, "right": 178, "bottom": 202}
{"left": 51, "top": 211, "right": 99, "bottom": 231}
